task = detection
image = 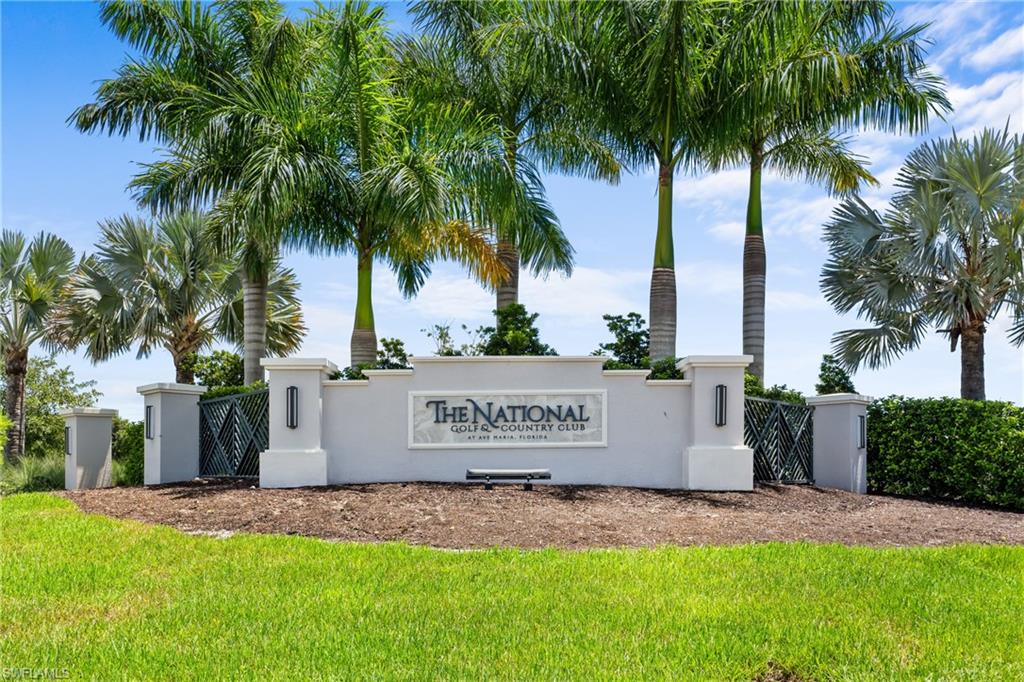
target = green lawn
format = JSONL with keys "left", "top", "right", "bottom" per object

{"left": 1, "top": 495, "right": 1022, "bottom": 680}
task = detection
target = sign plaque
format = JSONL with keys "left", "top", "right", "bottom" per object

{"left": 408, "top": 390, "right": 607, "bottom": 448}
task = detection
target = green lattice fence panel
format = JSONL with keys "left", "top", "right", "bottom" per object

{"left": 744, "top": 397, "right": 814, "bottom": 484}
{"left": 199, "top": 389, "right": 268, "bottom": 477}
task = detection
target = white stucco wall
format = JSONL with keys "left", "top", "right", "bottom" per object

{"left": 262, "top": 355, "right": 753, "bottom": 490}
{"left": 320, "top": 358, "right": 693, "bottom": 488}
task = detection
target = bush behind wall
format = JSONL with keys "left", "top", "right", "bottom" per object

{"left": 867, "top": 396, "right": 1024, "bottom": 510}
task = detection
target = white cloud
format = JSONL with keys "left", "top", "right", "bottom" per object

{"left": 678, "top": 261, "right": 741, "bottom": 295}
{"left": 900, "top": 2, "right": 998, "bottom": 72}
{"left": 764, "top": 195, "right": 839, "bottom": 245}
{"left": 707, "top": 220, "right": 747, "bottom": 244}
{"left": 963, "top": 24, "right": 1024, "bottom": 70}
{"left": 946, "top": 70, "right": 1024, "bottom": 135}
{"left": 766, "top": 290, "right": 825, "bottom": 312}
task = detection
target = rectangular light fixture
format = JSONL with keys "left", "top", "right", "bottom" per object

{"left": 64, "top": 426, "right": 71, "bottom": 456}
{"left": 857, "top": 414, "right": 867, "bottom": 449}
{"left": 145, "top": 405, "right": 154, "bottom": 440}
{"left": 286, "top": 386, "right": 299, "bottom": 429}
{"left": 714, "top": 384, "right": 727, "bottom": 427}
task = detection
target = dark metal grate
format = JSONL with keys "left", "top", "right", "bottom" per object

{"left": 744, "top": 397, "right": 814, "bottom": 484}
{"left": 199, "top": 389, "right": 269, "bottom": 478}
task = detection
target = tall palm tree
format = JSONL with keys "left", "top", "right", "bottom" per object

{"left": 528, "top": 0, "right": 731, "bottom": 363}
{"left": 131, "top": 2, "right": 509, "bottom": 367}
{"left": 71, "top": 0, "right": 302, "bottom": 384}
{"left": 821, "top": 128, "right": 1024, "bottom": 400}
{"left": 704, "top": 1, "right": 949, "bottom": 381}
{"left": 51, "top": 213, "right": 305, "bottom": 384}
{"left": 0, "top": 230, "right": 76, "bottom": 464}
{"left": 404, "top": 0, "right": 621, "bottom": 311}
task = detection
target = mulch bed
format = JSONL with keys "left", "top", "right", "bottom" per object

{"left": 60, "top": 479, "right": 1023, "bottom": 550}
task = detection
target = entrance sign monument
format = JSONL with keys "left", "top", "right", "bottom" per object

{"left": 136, "top": 354, "right": 871, "bottom": 493}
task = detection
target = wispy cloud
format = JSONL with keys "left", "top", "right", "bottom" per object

{"left": 963, "top": 24, "right": 1024, "bottom": 70}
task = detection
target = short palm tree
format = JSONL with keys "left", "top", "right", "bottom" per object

{"left": 0, "top": 230, "right": 76, "bottom": 463}
{"left": 404, "top": 0, "right": 621, "bottom": 311}
{"left": 72, "top": 0, "right": 303, "bottom": 384}
{"left": 132, "top": 2, "right": 509, "bottom": 367}
{"left": 821, "top": 128, "right": 1024, "bottom": 400}
{"left": 705, "top": 1, "right": 949, "bottom": 381}
{"left": 52, "top": 213, "right": 305, "bottom": 384}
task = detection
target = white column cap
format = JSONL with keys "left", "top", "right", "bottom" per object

{"left": 677, "top": 355, "right": 753, "bottom": 372}
{"left": 805, "top": 393, "right": 873, "bottom": 406}
{"left": 260, "top": 357, "right": 338, "bottom": 372}
{"left": 60, "top": 407, "right": 118, "bottom": 417}
{"left": 137, "top": 383, "right": 208, "bottom": 396}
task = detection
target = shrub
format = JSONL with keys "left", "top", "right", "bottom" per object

{"left": 336, "top": 338, "right": 411, "bottom": 380}
{"left": 0, "top": 451, "right": 64, "bottom": 495}
{"left": 112, "top": 418, "right": 144, "bottom": 486}
{"left": 201, "top": 381, "right": 268, "bottom": 400}
{"left": 478, "top": 304, "right": 556, "bottom": 356}
{"left": 421, "top": 324, "right": 483, "bottom": 356}
{"left": 188, "top": 351, "right": 244, "bottom": 388}
{"left": 0, "top": 414, "right": 9, "bottom": 454}
{"left": 867, "top": 396, "right": 1024, "bottom": 510}
{"left": 816, "top": 354, "right": 856, "bottom": 394}
{"left": 595, "top": 313, "right": 649, "bottom": 368}
{"left": 648, "top": 357, "right": 684, "bottom": 380}
{"left": 744, "top": 373, "right": 805, "bottom": 404}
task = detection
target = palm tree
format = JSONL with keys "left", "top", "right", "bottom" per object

{"left": 51, "top": 213, "right": 305, "bottom": 384}
{"left": 71, "top": 0, "right": 302, "bottom": 384}
{"left": 821, "top": 128, "right": 1024, "bottom": 400}
{"left": 526, "top": 0, "right": 732, "bottom": 363}
{"left": 704, "top": 1, "right": 949, "bottom": 381}
{"left": 130, "top": 2, "right": 509, "bottom": 368}
{"left": 0, "top": 230, "right": 75, "bottom": 463}
{"left": 404, "top": 1, "right": 621, "bottom": 311}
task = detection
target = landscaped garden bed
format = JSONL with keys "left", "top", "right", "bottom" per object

{"left": 60, "top": 479, "right": 1023, "bottom": 549}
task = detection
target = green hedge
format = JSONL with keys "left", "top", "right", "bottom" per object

{"left": 867, "top": 397, "right": 1024, "bottom": 510}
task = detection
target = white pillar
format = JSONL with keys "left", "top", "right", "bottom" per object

{"left": 806, "top": 393, "right": 872, "bottom": 493}
{"left": 260, "top": 358, "right": 337, "bottom": 488}
{"left": 679, "top": 355, "right": 754, "bottom": 491}
{"left": 137, "top": 383, "right": 207, "bottom": 485}
{"left": 61, "top": 408, "right": 117, "bottom": 490}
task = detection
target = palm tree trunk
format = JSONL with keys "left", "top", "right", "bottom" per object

{"left": 350, "top": 250, "right": 377, "bottom": 367}
{"left": 960, "top": 321, "right": 985, "bottom": 400}
{"left": 649, "top": 162, "right": 676, "bottom": 364}
{"left": 496, "top": 241, "right": 520, "bottom": 310}
{"left": 496, "top": 139, "right": 521, "bottom": 312}
{"left": 743, "top": 144, "right": 766, "bottom": 381}
{"left": 3, "top": 348, "right": 28, "bottom": 465}
{"left": 242, "top": 269, "right": 268, "bottom": 385}
{"left": 174, "top": 354, "right": 195, "bottom": 385}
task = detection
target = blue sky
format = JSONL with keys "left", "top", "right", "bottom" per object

{"left": 2, "top": 1, "right": 1022, "bottom": 419}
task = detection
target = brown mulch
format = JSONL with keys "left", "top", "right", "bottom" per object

{"left": 59, "top": 479, "right": 1023, "bottom": 550}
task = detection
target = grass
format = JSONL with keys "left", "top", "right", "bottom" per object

{"left": 1, "top": 494, "right": 1022, "bottom": 680}
{"left": 0, "top": 453, "right": 64, "bottom": 495}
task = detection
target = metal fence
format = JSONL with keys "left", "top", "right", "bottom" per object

{"left": 744, "top": 397, "right": 814, "bottom": 484}
{"left": 199, "top": 389, "right": 269, "bottom": 477}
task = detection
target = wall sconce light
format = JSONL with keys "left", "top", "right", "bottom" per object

{"left": 286, "top": 386, "right": 299, "bottom": 429}
{"left": 64, "top": 426, "right": 71, "bottom": 456}
{"left": 145, "top": 405, "right": 154, "bottom": 440}
{"left": 714, "top": 384, "right": 727, "bottom": 427}
{"left": 857, "top": 414, "right": 866, "bottom": 449}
